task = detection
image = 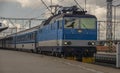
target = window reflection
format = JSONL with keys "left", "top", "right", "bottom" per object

{"left": 64, "top": 18, "right": 96, "bottom": 29}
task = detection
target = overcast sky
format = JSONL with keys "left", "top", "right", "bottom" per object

{"left": 0, "top": 0, "right": 119, "bottom": 20}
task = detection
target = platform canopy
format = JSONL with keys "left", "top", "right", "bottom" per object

{"left": 0, "top": 27, "right": 8, "bottom": 32}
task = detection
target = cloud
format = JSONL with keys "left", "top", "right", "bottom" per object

{"left": 0, "top": 0, "right": 59, "bottom": 8}
{"left": 0, "top": 0, "right": 107, "bottom": 20}
{"left": 1, "top": 20, "right": 21, "bottom": 28}
{"left": 15, "top": 0, "right": 59, "bottom": 8}
{"left": 0, "top": 0, "right": 119, "bottom": 21}
{"left": 1, "top": 20, "right": 9, "bottom": 27}
{"left": 16, "top": 0, "right": 41, "bottom": 8}
{"left": 94, "top": 6, "right": 106, "bottom": 20}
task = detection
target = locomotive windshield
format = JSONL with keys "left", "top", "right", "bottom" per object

{"left": 64, "top": 18, "right": 96, "bottom": 29}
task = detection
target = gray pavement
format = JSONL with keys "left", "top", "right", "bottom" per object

{"left": 0, "top": 49, "right": 120, "bottom": 73}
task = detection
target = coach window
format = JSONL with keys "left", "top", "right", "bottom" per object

{"left": 19, "top": 37, "right": 20, "bottom": 42}
{"left": 32, "top": 33, "right": 35, "bottom": 40}
{"left": 32, "top": 33, "right": 34, "bottom": 40}
{"left": 21, "top": 36, "right": 24, "bottom": 42}
{"left": 19, "top": 36, "right": 21, "bottom": 42}
{"left": 33, "top": 33, "right": 35, "bottom": 39}
{"left": 17, "top": 37, "right": 19, "bottom": 42}
{"left": 29, "top": 34, "right": 31, "bottom": 40}
{"left": 21, "top": 36, "right": 24, "bottom": 41}
{"left": 19, "top": 36, "right": 20, "bottom": 42}
{"left": 27, "top": 34, "right": 29, "bottom": 40}
{"left": 21, "top": 36, "right": 23, "bottom": 41}
{"left": 31, "top": 34, "right": 32, "bottom": 40}
{"left": 32, "top": 33, "right": 33, "bottom": 40}
{"left": 17, "top": 36, "right": 19, "bottom": 42}
{"left": 28, "top": 34, "right": 30, "bottom": 40}
{"left": 24, "top": 35, "right": 25, "bottom": 41}
{"left": 30, "top": 34, "right": 31, "bottom": 40}
{"left": 21, "top": 37, "right": 22, "bottom": 42}
{"left": 26, "top": 35, "right": 28, "bottom": 41}
{"left": 25, "top": 35, "right": 28, "bottom": 41}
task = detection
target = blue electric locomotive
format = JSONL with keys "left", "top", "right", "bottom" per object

{"left": 0, "top": 6, "right": 97, "bottom": 62}
{"left": 36, "top": 6, "right": 97, "bottom": 61}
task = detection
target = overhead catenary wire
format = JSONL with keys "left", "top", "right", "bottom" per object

{"left": 58, "top": 0, "right": 64, "bottom": 3}
{"left": 24, "top": 6, "right": 46, "bottom": 18}
{"left": 32, "top": 7, "right": 55, "bottom": 19}
{"left": 73, "top": 0, "right": 84, "bottom": 11}
{"left": 41, "top": 0, "right": 54, "bottom": 15}
{"left": 85, "top": 0, "right": 86, "bottom": 11}
{"left": 24, "top": 0, "right": 65, "bottom": 19}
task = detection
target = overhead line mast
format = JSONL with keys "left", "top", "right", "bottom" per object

{"left": 106, "top": 0, "right": 113, "bottom": 41}
{"left": 106, "top": 0, "right": 113, "bottom": 51}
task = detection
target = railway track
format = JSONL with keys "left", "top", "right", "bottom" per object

{"left": 95, "top": 52, "right": 116, "bottom": 65}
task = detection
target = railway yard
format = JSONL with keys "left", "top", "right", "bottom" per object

{"left": 0, "top": 0, "right": 120, "bottom": 72}
{"left": 0, "top": 49, "right": 120, "bottom": 73}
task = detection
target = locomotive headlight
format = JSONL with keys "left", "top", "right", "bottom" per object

{"left": 64, "top": 41, "right": 68, "bottom": 45}
{"left": 88, "top": 42, "right": 95, "bottom": 46}
{"left": 78, "top": 29, "right": 82, "bottom": 33}
{"left": 88, "top": 42, "right": 92, "bottom": 45}
{"left": 64, "top": 41, "right": 72, "bottom": 45}
{"left": 91, "top": 42, "right": 95, "bottom": 45}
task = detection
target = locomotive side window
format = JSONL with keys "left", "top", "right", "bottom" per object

{"left": 58, "top": 20, "right": 63, "bottom": 29}
{"left": 39, "top": 29, "right": 42, "bottom": 33}
{"left": 51, "top": 24, "right": 55, "bottom": 30}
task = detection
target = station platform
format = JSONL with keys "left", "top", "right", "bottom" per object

{"left": 0, "top": 49, "right": 120, "bottom": 73}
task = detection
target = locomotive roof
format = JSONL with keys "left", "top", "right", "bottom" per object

{"left": 43, "top": 13, "right": 96, "bottom": 26}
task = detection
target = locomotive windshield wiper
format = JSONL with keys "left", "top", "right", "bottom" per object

{"left": 81, "top": 24, "right": 89, "bottom": 33}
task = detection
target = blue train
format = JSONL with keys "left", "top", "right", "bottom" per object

{"left": 0, "top": 6, "right": 97, "bottom": 62}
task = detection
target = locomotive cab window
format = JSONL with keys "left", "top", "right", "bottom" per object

{"left": 80, "top": 18, "right": 96, "bottom": 29}
{"left": 64, "top": 18, "right": 96, "bottom": 29}
{"left": 64, "top": 18, "right": 80, "bottom": 29}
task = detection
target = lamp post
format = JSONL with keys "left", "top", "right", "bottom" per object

{"left": 112, "top": 4, "right": 120, "bottom": 40}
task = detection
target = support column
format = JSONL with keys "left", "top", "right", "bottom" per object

{"left": 116, "top": 42, "right": 120, "bottom": 68}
